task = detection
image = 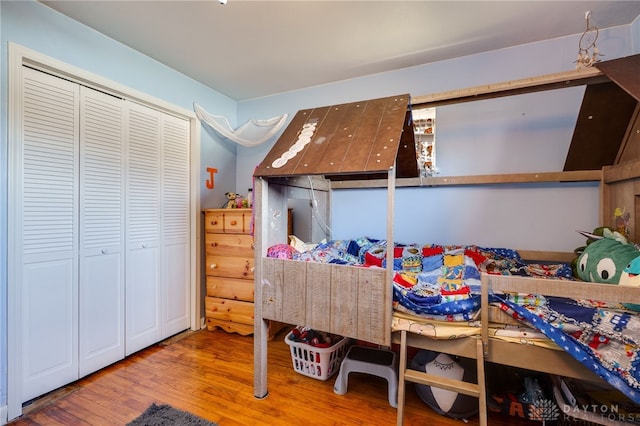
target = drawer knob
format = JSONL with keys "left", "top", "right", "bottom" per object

{"left": 230, "top": 220, "right": 237, "bottom": 226}
{"left": 211, "top": 220, "right": 217, "bottom": 225}
{"left": 210, "top": 242, "right": 218, "bottom": 247}
{"left": 101, "top": 248, "right": 108, "bottom": 254}
{"left": 210, "top": 263, "right": 218, "bottom": 269}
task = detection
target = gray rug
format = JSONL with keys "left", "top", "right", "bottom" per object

{"left": 127, "top": 403, "right": 217, "bottom": 426}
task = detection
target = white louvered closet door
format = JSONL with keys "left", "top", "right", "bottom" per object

{"left": 21, "top": 67, "right": 80, "bottom": 402}
{"left": 78, "top": 87, "right": 125, "bottom": 377}
{"left": 161, "top": 114, "right": 191, "bottom": 338}
{"left": 125, "top": 102, "right": 162, "bottom": 355}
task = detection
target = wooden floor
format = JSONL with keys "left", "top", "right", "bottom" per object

{"left": 8, "top": 328, "right": 535, "bottom": 426}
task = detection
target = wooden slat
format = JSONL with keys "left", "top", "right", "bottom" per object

{"left": 281, "top": 260, "right": 308, "bottom": 326}
{"left": 364, "top": 95, "right": 410, "bottom": 173}
{"left": 356, "top": 267, "right": 388, "bottom": 345}
{"left": 411, "top": 66, "right": 606, "bottom": 108}
{"left": 485, "top": 339, "right": 597, "bottom": 380}
{"left": 483, "top": 273, "right": 639, "bottom": 304}
{"left": 330, "top": 170, "right": 602, "bottom": 188}
{"left": 312, "top": 102, "right": 367, "bottom": 174}
{"left": 339, "top": 97, "right": 391, "bottom": 174}
{"left": 517, "top": 250, "right": 576, "bottom": 263}
{"left": 392, "top": 332, "right": 481, "bottom": 359}
{"left": 330, "top": 264, "right": 358, "bottom": 338}
{"left": 261, "top": 257, "right": 283, "bottom": 321}
{"left": 603, "top": 159, "right": 640, "bottom": 184}
{"left": 305, "top": 262, "right": 332, "bottom": 331}
{"left": 403, "top": 369, "right": 480, "bottom": 398}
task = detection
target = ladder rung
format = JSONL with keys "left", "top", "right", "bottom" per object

{"left": 403, "top": 369, "right": 480, "bottom": 398}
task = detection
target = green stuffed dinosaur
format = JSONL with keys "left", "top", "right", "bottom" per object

{"left": 575, "top": 228, "right": 640, "bottom": 311}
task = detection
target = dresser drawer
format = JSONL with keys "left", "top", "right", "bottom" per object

{"left": 206, "top": 255, "right": 254, "bottom": 279}
{"left": 224, "top": 210, "right": 248, "bottom": 233}
{"left": 204, "top": 209, "right": 251, "bottom": 234}
{"left": 204, "top": 210, "right": 225, "bottom": 233}
{"left": 205, "top": 296, "right": 254, "bottom": 326}
{"left": 206, "top": 276, "right": 254, "bottom": 302}
{"left": 205, "top": 233, "right": 253, "bottom": 257}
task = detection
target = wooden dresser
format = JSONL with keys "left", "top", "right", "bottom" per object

{"left": 204, "top": 208, "right": 255, "bottom": 335}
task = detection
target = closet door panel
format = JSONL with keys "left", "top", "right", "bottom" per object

{"left": 126, "top": 245, "right": 161, "bottom": 354}
{"left": 126, "top": 103, "right": 161, "bottom": 355}
{"left": 161, "top": 115, "right": 190, "bottom": 337}
{"left": 21, "top": 67, "right": 79, "bottom": 402}
{"left": 162, "top": 243, "right": 189, "bottom": 336}
{"left": 79, "top": 87, "right": 125, "bottom": 376}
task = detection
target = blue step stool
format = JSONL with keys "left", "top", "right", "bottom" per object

{"left": 333, "top": 345, "right": 398, "bottom": 407}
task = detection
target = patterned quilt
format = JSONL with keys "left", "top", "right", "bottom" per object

{"left": 267, "top": 236, "right": 639, "bottom": 404}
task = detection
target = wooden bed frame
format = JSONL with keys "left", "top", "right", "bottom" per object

{"left": 252, "top": 54, "right": 640, "bottom": 423}
{"left": 395, "top": 272, "right": 639, "bottom": 426}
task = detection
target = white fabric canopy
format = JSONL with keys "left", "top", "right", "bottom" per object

{"left": 194, "top": 103, "right": 288, "bottom": 147}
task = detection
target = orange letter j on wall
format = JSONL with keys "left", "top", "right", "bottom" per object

{"left": 206, "top": 168, "right": 218, "bottom": 189}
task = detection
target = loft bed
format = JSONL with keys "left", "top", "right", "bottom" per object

{"left": 252, "top": 54, "right": 640, "bottom": 425}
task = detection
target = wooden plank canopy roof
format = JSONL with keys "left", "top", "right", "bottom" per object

{"left": 254, "top": 94, "right": 418, "bottom": 179}
{"left": 595, "top": 54, "right": 640, "bottom": 102}
{"left": 565, "top": 54, "right": 640, "bottom": 171}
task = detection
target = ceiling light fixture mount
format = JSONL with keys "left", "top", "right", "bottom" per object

{"left": 575, "top": 10, "right": 601, "bottom": 69}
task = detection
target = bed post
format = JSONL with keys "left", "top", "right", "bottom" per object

{"left": 396, "top": 330, "right": 409, "bottom": 426}
{"left": 386, "top": 167, "right": 395, "bottom": 346}
{"left": 254, "top": 177, "right": 269, "bottom": 399}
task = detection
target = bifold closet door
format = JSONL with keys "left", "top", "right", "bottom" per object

{"left": 160, "top": 113, "right": 190, "bottom": 338}
{"left": 78, "top": 87, "right": 126, "bottom": 377}
{"left": 125, "top": 103, "right": 191, "bottom": 354}
{"left": 20, "top": 67, "right": 80, "bottom": 402}
{"left": 18, "top": 66, "right": 190, "bottom": 402}
{"left": 125, "top": 102, "right": 162, "bottom": 355}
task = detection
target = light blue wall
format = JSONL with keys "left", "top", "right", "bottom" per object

{"left": 0, "top": 0, "right": 240, "bottom": 411}
{"left": 237, "top": 24, "right": 637, "bottom": 253}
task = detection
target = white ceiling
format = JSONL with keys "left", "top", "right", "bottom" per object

{"left": 39, "top": 1, "right": 640, "bottom": 102}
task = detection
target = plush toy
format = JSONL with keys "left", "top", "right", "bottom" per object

{"left": 575, "top": 228, "right": 640, "bottom": 311}
{"left": 620, "top": 256, "right": 640, "bottom": 287}
{"left": 575, "top": 229, "right": 639, "bottom": 284}
{"left": 222, "top": 192, "right": 238, "bottom": 209}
